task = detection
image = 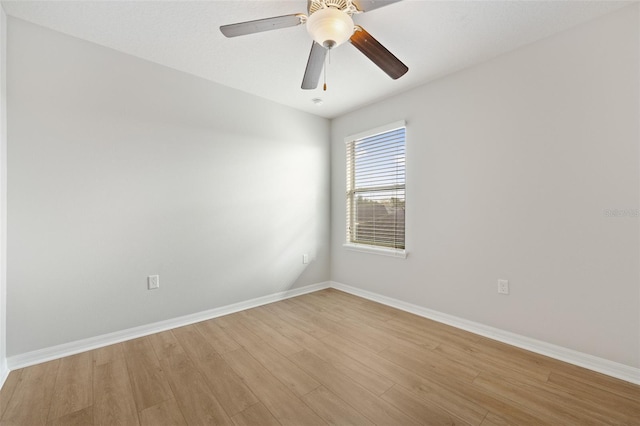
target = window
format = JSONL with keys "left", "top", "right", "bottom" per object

{"left": 346, "top": 121, "right": 406, "bottom": 256}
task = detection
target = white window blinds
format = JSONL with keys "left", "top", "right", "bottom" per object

{"left": 346, "top": 123, "right": 406, "bottom": 250}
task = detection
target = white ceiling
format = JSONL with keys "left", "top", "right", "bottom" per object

{"left": 1, "top": 0, "right": 632, "bottom": 118}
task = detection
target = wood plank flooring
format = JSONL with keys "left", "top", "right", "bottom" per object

{"left": 0, "top": 289, "right": 638, "bottom": 425}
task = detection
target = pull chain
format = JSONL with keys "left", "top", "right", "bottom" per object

{"left": 323, "top": 49, "right": 332, "bottom": 91}
{"left": 323, "top": 50, "right": 327, "bottom": 91}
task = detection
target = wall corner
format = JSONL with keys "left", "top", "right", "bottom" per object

{"left": 0, "top": 5, "right": 9, "bottom": 387}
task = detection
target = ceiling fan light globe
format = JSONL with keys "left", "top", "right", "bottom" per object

{"left": 306, "top": 7, "right": 354, "bottom": 49}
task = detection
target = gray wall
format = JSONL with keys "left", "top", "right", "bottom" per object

{"left": 7, "top": 18, "right": 331, "bottom": 356}
{"left": 0, "top": 6, "right": 7, "bottom": 377}
{"left": 331, "top": 5, "right": 639, "bottom": 368}
{"left": 5, "top": 5, "right": 639, "bottom": 370}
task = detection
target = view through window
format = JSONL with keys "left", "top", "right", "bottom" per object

{"left": 346, "top": 123, "right": 406, "bottom": 251}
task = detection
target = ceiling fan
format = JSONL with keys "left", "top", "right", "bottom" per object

{"left": 220, "top": 0, "right": 408, "bottom": 90}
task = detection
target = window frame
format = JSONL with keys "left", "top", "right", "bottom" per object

{"left": 344, "top": 120, "right": 407, "bottom": 258}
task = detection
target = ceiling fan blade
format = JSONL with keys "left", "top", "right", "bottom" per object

{"left": 351, "top": 0, "right": 403, "bottom": 13}
{"left": 301, "top": 42, "right": 327, "bottom": 90}
{"left": 349, "top": 26, "right": 408, "bottom": 80}
{"left": 220, "top": 14, "right": 305, "bottom": 38}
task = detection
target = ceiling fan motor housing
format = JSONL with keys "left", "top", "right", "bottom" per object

{"left": 308, "top": 0, "right": 353, "bottom": 15}
{"left": 307, "top": 0, "right": 356, "bottom": 49}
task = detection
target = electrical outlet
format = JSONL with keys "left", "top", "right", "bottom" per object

{"left": 303, "top": 254, "right": 309, "bottom": 264}
{"left": 148, "top": 275, "right": 160, "bottom": 290}
{"left": 498, "top": 279, "right": 509, "bottom": 295}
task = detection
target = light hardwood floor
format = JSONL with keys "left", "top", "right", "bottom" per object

{"left": 0, "top": 289, "right": 638, "bottom": 425}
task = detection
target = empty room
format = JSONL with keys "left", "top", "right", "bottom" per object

{"left": 0, "top": 0, "right": 638, "bottom": 425}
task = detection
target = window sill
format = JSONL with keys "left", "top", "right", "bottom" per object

{"left": 343, "top": 243, "right": 407, "bottom": 259}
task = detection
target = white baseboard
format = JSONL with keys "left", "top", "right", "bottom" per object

{"left": 4, "top": 279, "right": 639, "bottom": 386}
{"left": 330, "top": 281, "right": 640, "bottom": 385}
{"left": 0, "top": 361, "right": 8, "bottom": 390}
{"left": 6, "top": 281, "right": 330, "bottom": 371}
